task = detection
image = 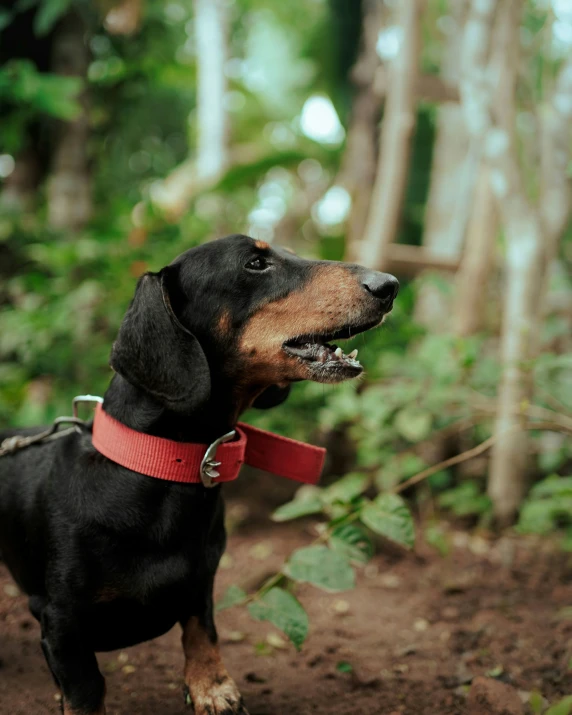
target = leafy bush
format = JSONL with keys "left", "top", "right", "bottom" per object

{"left": 218, "top": 472, "right": 415, "bottom": 649}
{"left": 518, "top": 475, "right": 572, "bottom": 546}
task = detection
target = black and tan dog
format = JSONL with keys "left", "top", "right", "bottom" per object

{"left": 0, "top": 234, "right": 398, "bottom": 715}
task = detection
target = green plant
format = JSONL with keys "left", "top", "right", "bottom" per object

{"left": 517, "top": 475, "right": 572, "bottom": 546}
{"left": 437, "top": 481, "right": 492, "bottom": 519}
{"left": 217, "top": 474, "right": 415, "bottom": 649}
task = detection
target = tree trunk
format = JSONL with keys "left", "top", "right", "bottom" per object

{"left": 487, "top": 193, "right": 543, "bottom": 523}
{"left": 340, "top": 0, "right": 384, "bottom": 262}
{"left": 194, "top": 0, "right": 228, "bottom": 182}
{"left": 486, "top": 11, "right": 572, "bottom": 524}
{"left": 453, "top": 169, "right": 498, "bottom": 336}
{"left": 355, "top": 0, "right": 422, "bottom": 269}
{"left": 414, "top": 0, "right": 469, "bottom": 327}
{"left": 453, "top": 0, "right": 517, "bottom": 337}
{"left": 47, "top": 12, "right": 91, "bottom": 231}
{"left": 150, "top": 0, "right": 228, "bottom": 219}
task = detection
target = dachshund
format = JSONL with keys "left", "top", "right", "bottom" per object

{"left": 0, "top": 234, "right": 398, "bottom": 715}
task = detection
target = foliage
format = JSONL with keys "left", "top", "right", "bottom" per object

{"left": 247, "top": 588, "right": 308, "bottom": 651}
{"left": 517, "top": 476, "right": 572, "bottom": 547}
{"left": 545, "top": 696, "right": 572, "bottom": 715}
{"left": 0, "top": 60, "right": 82, "bottom": 152}
{"left": 214, "top": 474, "right": 415, "bottom": 648}
{"left": 1, "top": 0, "right": 572, "bottom": 653}
{"left": 437, "top": 481, "right": 492, "bottom": 519}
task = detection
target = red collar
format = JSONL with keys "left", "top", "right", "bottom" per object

{"left": 92, "top": 404, "right": 325, "bottom": 487}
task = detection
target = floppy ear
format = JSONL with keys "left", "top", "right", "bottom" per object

{"left": 110, "top": 269, "right": 210, "bottom": 414}
{"left": 252, "top": 384, "right": 291, "bottom": 410}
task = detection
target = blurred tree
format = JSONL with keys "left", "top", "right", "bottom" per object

{"left": 338, "top": 0, "right": 384, "bottom": 261}
{"left": 194, "top": 0, "right": 228, "bottom": 183}
{"left": 452, "top": 0, "right": 516, "bottom": 337}
{"left": 355, "top": 0, "right": 422, "bottom": 269}
{"left": 415, "top": 0, "right": 470, "bottom": 328}
{"left": 458, "top": 0, "right": 572, "bottom": 524}
{"left": 46, "top": 10, "right": 92, "bottom": 230}
{"left": 1, "top": 0, "right": 572, "bottom": 537}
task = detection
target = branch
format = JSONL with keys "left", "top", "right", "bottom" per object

{"left": 356, "top": 0, "right": 422, "bottom": 269}
{"left": 393, "top": 432, "right": 498, "bottom": 494}
{"left": 393, "top": 419, "right": 572, "bottom": 495}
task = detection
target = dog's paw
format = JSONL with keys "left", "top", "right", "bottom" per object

{"left": 183, "top": 678, "right": 249, "bottom": 715}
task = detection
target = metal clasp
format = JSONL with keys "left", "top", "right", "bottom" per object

{"left": 200, "top": 431, "right": 236, "bottom": 488}
{"left": 73, "top": 395, "right": 103, "bottom": 419}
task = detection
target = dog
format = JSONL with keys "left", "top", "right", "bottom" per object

{"left": 0, "top": 234, "right": 398, "bottom": 715}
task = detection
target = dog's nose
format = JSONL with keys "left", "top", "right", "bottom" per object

{"left": 362, "top": 272, "right": 399, "bottom": 307}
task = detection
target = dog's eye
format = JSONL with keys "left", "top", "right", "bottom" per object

{"left": 245, "top": 256, "right": 269, "bottom": 271}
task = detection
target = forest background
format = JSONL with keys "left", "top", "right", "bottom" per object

{"left": 1, "top": 0, "right": 572, "bottom": 682}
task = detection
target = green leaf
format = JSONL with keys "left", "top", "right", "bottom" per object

{"left": 0, "top": 61, "right": 82, "bottom": 121}
{"left": 528, "top": 691, "right": 545, "bottom": 715}
{"left": 322, "top": 472, "right": 370, "bottom": 504}
{"left": 517, "top": 499, "right": 560, "bottom": 535}
{"left": 425, "top": 523, "right": 450, "bottom": 557}
{"left": 216, "top": 585, "right": 247, "bottom": 612}
{"left": 272, "top": 486, "right": 323, "bottom": 522}
{"left": 34, "top": 0, "right": 73, "bottom": 36}
{"left": 546, "top": 695, "right": 572, "bottom": 715}
{"left": 360, "top": 494, "right": 415, "bottom": 549}
{"left": 336, "top": 661, "right": 353, "bottom": 673}
{"left": 531, "top": 476, "right": 572, "bottom": 498}
{"left": 438, "top": 481, "right": 492, "bottom": 517}
{"left": 329, "top": 523, "right": 374, "bottom": 564}
{"left": 0, "top": 9, "right": 13, "bottom": 31}
{"left": 394, "top": 407, "right": 432, "bottom": 442}
{"left": 248, "top": 587, "right": 308, "bottom": 650}
{"left": 283, "top": 545, "right": 355, "bottom": 592}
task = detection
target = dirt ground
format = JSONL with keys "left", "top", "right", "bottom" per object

{"left": 2, "top": 486, "right": 572, "bottom": 715}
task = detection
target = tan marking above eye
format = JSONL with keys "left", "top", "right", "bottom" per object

{"left": 254, "top": 240, "right": 270, "bottom": 250}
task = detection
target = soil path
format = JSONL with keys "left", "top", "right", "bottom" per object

{"left": 2, "top": 498, "right": 572, "bottom": 715}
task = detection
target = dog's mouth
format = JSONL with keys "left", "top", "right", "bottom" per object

{"left": 282, "top": 319, "right": 381, "bottom": 382}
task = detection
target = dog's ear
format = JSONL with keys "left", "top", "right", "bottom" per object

{"left": 110, "top": 269, "right": 210, "bottom": 413}
{"left": 252, "top": 384, "right": 291, "bottom": 410}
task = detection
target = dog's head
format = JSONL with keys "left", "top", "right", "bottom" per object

{"left": 110, "top": 235, "right": 398, "bottom": 414}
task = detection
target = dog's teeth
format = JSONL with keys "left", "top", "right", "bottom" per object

{"left": 334, "top": 347, "right": 343, "bottom": 358}
{"left": 348, "top": 349, "right": 358, "bottom": 360}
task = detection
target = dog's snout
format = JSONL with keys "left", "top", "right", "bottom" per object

{"left": 362, "top": 272, "right": 399, "bottom": 306}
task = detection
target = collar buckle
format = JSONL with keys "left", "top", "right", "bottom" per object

{"left": 73, "top": 394, "right": 103, "bottom": 418}
{"left": 200, "top": 431, "right": 236, "bottom": 488}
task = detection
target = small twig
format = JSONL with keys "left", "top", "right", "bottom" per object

{"left": 535, "top": 385, "right": 572, "bottom": 418}
{"left": 468, "top": 389, "right": 572, "bottom": 432}
{"left": 403, "top": 415, "right": 484, "bottom": 455}
{"left": 393, "top": 419, "right": 572, "bottom": 496}
{"left": 393, "top": 433, "right": 499, "bottom": 495}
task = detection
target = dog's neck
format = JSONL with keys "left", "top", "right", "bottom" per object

{"left": 102, "top": 374, "right": 249, "bottom": 444}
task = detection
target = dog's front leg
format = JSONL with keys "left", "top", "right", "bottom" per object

{"left": 40, "top": 603, "right": 106, "bottom": 715}
{"left": 182, "top": 614, "right": 248, "bottom": 715}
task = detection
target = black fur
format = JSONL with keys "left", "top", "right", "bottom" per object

{"left": 0, "top": 234, "right": 397, "bottom": 714}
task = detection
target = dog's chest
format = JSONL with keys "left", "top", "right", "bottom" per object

{"left": 87, "top": 552, "right": 203, "bottom": 650}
